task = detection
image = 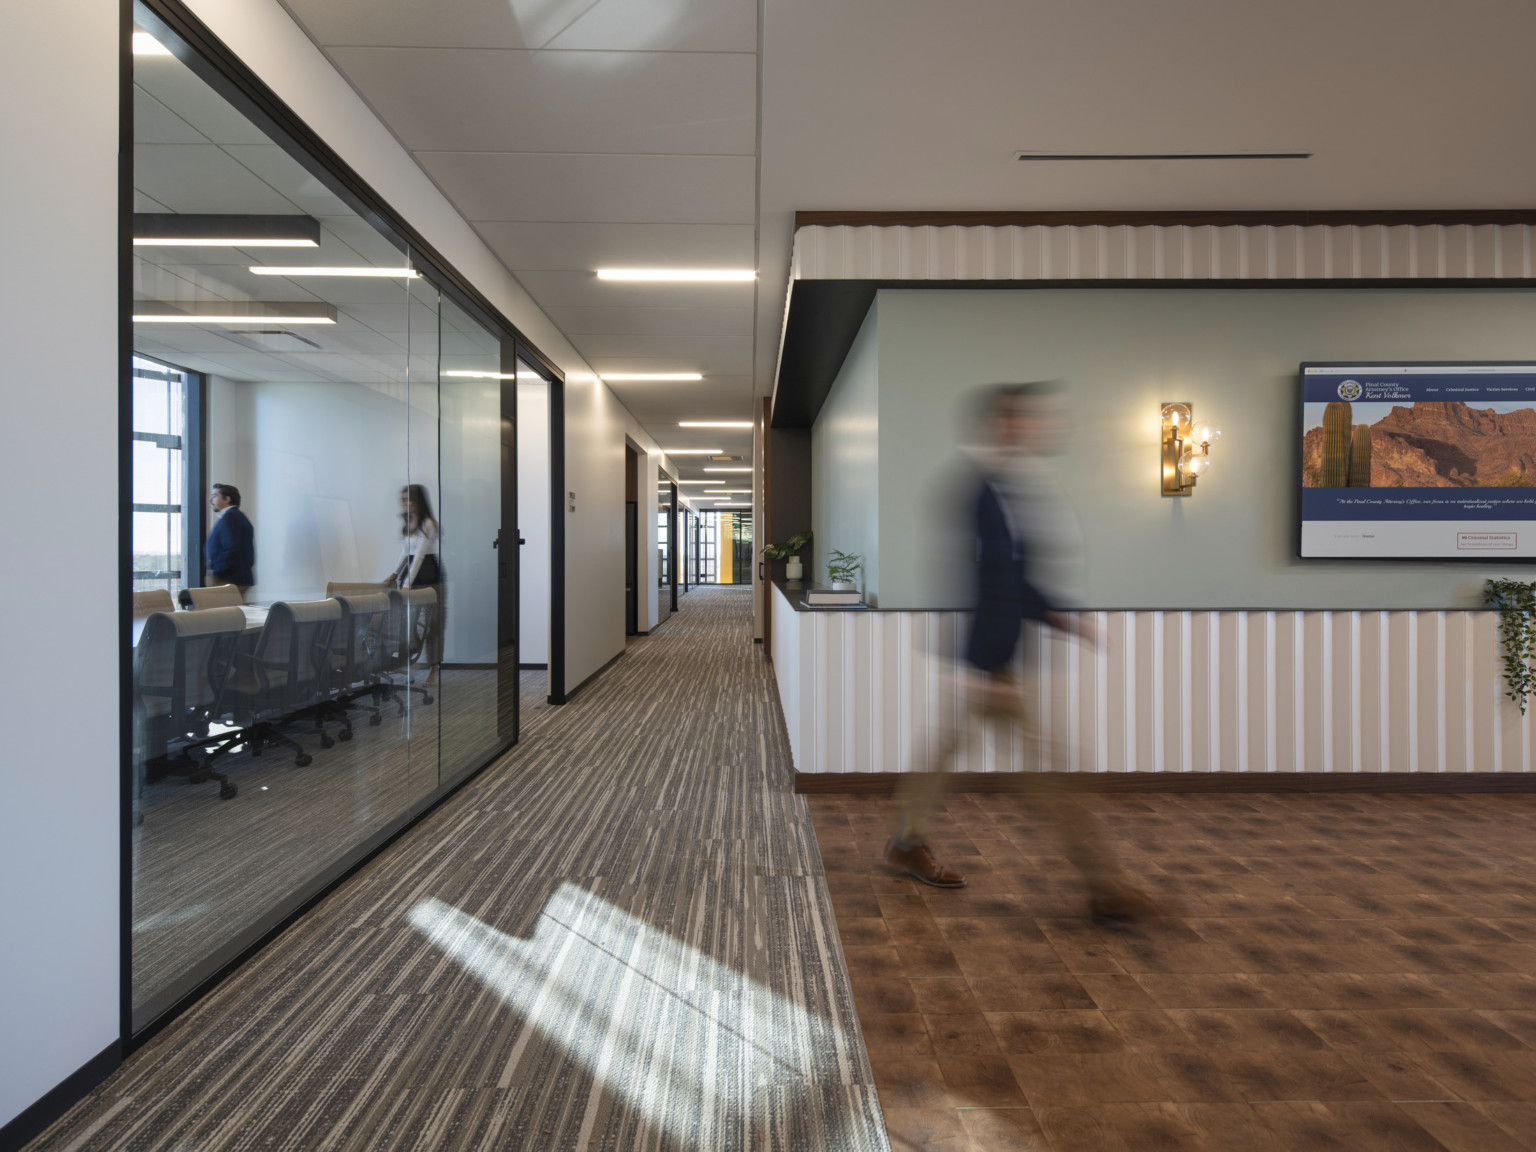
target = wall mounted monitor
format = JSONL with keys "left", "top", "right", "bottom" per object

{"left": 1301, "top": 362, "right": 1536, "bottom": 559}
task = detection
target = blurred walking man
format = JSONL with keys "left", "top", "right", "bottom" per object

{"left": 884, "top": 382, "right": 1154, "bottom": 923}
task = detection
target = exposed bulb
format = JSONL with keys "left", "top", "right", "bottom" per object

{"left": 1196, "top": 424, "right": 1222, "bottom": 444}
{"left": 1184, "top": 453, "right": 1211, "bottom": 477}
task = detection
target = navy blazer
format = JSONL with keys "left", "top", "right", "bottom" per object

{"left": 963, "top": 476, "right": 1057, "bottom": 673}
{"left": 205, "top": 506, "right": 255, "bottom": 586}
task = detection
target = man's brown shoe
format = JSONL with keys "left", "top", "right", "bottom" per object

{"left": 1090, "top": 884, "right": 1158, "bottom": 924}
{"left": 884, "top": 837, "right": 967, "bottom": 888}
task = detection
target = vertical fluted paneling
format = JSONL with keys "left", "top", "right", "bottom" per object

{"left": 776, "top": 602, "right": 1536, "bottom": 776}
{"left": 791, "top": 223, "right": 1536, "bottom": 284}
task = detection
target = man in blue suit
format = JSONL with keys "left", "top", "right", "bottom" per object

{"left": 884, "top": 383, "right": 1153, "bottom": 923}
{"left": 205, "top": 483, "right": 255, "bottom": 595}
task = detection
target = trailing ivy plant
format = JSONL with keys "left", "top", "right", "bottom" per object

{"left": 1485, "top": 577, "right": 1536, "bottom": 713}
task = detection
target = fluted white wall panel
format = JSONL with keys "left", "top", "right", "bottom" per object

{"left": 774, "top": 598, "right": 1531, "bottom": 776}
{"left": 791, "top": 223, "right": 1536, "bottom": 283}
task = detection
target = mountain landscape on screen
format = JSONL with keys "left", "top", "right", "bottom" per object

{"left": 1302, "top": 400, "right": 1536, "bottom": 487}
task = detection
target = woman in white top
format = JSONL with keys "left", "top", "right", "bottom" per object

{"left": 390, "top": 484, "right": 443, "bottom": 685}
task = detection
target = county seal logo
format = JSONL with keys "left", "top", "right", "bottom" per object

{"left": 1338, "top": 380, "right": 1363, "bottom": 400}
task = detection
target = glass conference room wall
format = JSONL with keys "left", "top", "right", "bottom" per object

{"left": 128, "top": 3, "right": 531, "bottom": 1032}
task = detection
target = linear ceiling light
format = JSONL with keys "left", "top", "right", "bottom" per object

{"left": 679, "top": 421, "right": 752, "bottom": 428}
{"left": 663, "top": 449, "right": 725, "bottom": 455}
{"left": 251, "top": 266, "right": 418, "bottom": 278}
{"left": 703, "top": 467, "right": 752, "bottom": 473}
{"left": 132, "top": 32, "right": 172, "bottom": 55}
{"left": 134, "top": 302, "right": 337, "bottom": 325}
{"left": 134, "top": 213, "right": 321, "bottom": 248}
{"left": 596, "top": 269, "right": 754, "bottom": 282}
{"left": 1015, "top": 150, "right": 1311, "bottom": 161}
{"left": 600, "top": 373, "right": 704, "bottom": 382}
{"left": 674, "top": 480, "right": 713, "bottom": 485}
{"left": 704, "top": 489, "right": 752, "bottom": 494}
{"left": 442, "top": 370, "right": 545, "bottom": 380}
{"left": 710, "top": 503, "right": 752, "bottom": 508}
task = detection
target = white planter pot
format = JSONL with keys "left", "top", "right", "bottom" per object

{"left": 785, "top": 556, "right": 803, "bottom": 580}
{"left": 831, "top": 581, "right": 856, "bottom": 591}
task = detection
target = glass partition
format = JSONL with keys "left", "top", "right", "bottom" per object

{"left": 656, "top": 478, "right": 676, "bottom": 623}
{"left": 128, "top": 5, "right": 517, "bottom": 1032}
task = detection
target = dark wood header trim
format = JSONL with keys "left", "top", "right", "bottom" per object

{"left": 793, "top": 770, "right": 1536, "bottom": 795}
{"left": 794, "top": 209, "right": 1536, "bottom": 230}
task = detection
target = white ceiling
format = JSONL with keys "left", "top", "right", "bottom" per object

{"left": 273, "top": 0, "right": 1536, "bottom": 480}
{"left": 278, "top": 0, "right": 760, "bottom": 485}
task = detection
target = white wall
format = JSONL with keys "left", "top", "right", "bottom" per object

{"left": 0, "top": 0, "right": 120, "bottom": 1129}
{"left": 439, "top": 375, "right": 500, "bottom": 664}
{"left": 811, "top": 301, "right": 881, "bottom": 602}
{"left": 518, "top": 381, "right": 550, "bottom": 665}
{"left": 868, "top": 287, "right": 1536, "bottom": 610}
{"left": 183, "top": 0, "right": 658, "bottom": 698}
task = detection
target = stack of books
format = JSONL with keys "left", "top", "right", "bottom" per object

{"left": 802, "top": 587, "right": 867, "bottom": 609}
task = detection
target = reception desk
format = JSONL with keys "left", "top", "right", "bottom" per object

{"left": 770, "top": 579, "right": 1536, "bottom": 792}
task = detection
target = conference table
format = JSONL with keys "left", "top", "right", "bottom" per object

{"left": 131, "top": 604, "right": 269, "bottom": 647}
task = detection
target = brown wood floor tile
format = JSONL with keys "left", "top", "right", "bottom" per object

{"left": 851, "top": 974, "right": 919, "bottom": 1016}
{"left": 926, "top": 1013, "right": 1000, "bottom": 1055}
{"left": 1008, "top": 1050, "right": 1238, "bottom": 1107}
{"left": 938, "top": 1054, "right": 1028, "bottom": 1106}
{"left": 988, "top": 1010, "right": 1125, "bottom": 1054}
{"left": 881, "top": 1108, "right": 969, "bottom": 1152}
{"left": 838, "top": 917, "right": 892, "bottom": 947}
{"left": 1077, "top": 973, "right": 1159, "bottom": 1010}
{"left": 870, "top": 1055, "right": 970, "bottom": 1111}
{"left": 1396, "top": 1101, "right": 1530, "bottom": 1152}
{"left": 955, "top": 1107, "right": 1050, "bottom": 1151}
{"left": 969, "top": 975, "right": 1094, "bottom": 1011}
{"left": 1479, "top": 1102, "right": 1536, "bottom": 1149}
{"left": 1249, "top": 1102, "right": 1449, "bottom": 1151}
{"left": 862, "top": 1013, "right": 934, "bottom": 1057}
{"left": 910, "top": 978, "right": 981, "bottom": 1015}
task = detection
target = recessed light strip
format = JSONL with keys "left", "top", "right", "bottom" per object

{"left": 134, "top": 301, "right": 337, "bottom": 325}
{"left": 133, "top": 213, "right": 320, "bottom": 248}
{"left": 663, "top": 449, "right": 725, "bottom": 455}
{"left": 1015, "top": 150, "right": 1312, "bottom": 161}
{"left": 703, "top": 467, "right": 752, "bottom": 473}
{"left": 251, "top": 266, "right": 419, "bottom": 278}
{"left": 596, "top": 269, "right": 754, "bottom": 282}
{"left": 678, "top": 421, "right": 752, "bottom": 428}
{"left": 601, "top": 373, "right": 703, "bottom": 382}
{"left": 442, "top": 371, "right": 546, "bottom": 380}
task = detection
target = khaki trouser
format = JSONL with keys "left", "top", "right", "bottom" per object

{"left": 896, "top": 668, "right": 1128, "bottom": 895}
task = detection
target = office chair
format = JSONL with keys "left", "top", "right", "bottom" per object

{"left": 219, "top": 599, "right": 341, "bottom": 767}
{"left": 381, "top": 587, "right": 437, "bottom": 713}
{"left": 181, "top": 584, "right": 244, "bottom": 610}
{"left": 316, "top": 591, "right": 391, "bottom": 740}
{"left": 132, "top": 589, "right": 176, "bottom": 619}
{"left": 325, "top": 580, "right": 391, "bottom": 598}
{"left": 133, "top": 607, "right": 246, "bottom": 800}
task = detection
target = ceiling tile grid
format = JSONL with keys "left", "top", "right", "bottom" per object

{"left": 281, "top": 0, "right": 762, "bottom": 486}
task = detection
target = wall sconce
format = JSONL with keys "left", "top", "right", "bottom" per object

{"left": 1161, "top": 402, "right": 1220, "bottom": 496}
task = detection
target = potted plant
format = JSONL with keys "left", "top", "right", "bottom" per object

{"left": 826, "top": 550, "right": 861, "bottom": 591}
{"left": 761, "top": 530, "right": 812, "bottom": 582}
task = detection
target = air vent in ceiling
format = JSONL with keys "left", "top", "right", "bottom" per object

{"left": 709, "top": 454, "right": 740, "bottom": 462}
{"left": 1015, "top": 150, "right": 1311, "bottom": 162}
{"left": 226, "top": 329, "right": 324, "bottom": 352}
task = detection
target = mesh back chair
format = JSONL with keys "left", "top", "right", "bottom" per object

{"left": 317, "top": 592, "right": 391, "bottom": 739}
{"left": 381, "top": 587, "right": 437, "bottom": 712}
{"left": 133, "top": 607, "right": 246, "bottom": 800}
{"left": 222, "top": 599, "right": 341, "bottom": 767}
{"left": 132, "top": 589, "right": 175, "bottom": 619}
{"left": 181, "top": 584, "right": 245, "bottom": 610}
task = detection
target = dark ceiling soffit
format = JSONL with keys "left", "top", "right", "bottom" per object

{"left": 136, "top": 0, "right": 564, "bottom": 385}
{"left": 770, "top": 276, "right": 1536, "bottom": 429}
{"left": 794, "top": 209, "right": 1536, "bottom": 230}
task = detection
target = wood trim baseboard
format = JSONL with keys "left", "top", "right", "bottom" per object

{"left": 793, "top": 771, "right": 1536, "bottom": 795}
{"left": 793, "top": 209, "right": 1536, "bottom": 230}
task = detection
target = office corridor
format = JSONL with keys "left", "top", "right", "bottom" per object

{"left": 31, "top": 587, "right": 887, "bottom": 1152}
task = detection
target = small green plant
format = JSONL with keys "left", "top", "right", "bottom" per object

{"left": 1485, "top": 577, "right": 1536, "bottom": 713}
{"left": 826, "top": 550, "right": 862, "bottom": 586}
{"left": 761, "top": 530, "right": 812, "bottom": 560}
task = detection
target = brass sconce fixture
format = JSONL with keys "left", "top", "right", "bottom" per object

{"left": 1161, "top": 402, "right": 1220, "bottom": 496}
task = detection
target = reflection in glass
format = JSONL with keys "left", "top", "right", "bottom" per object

{"left": 128, "top": 5, "right": 513, "bottom": 1032}
{"left": 656, "top": 479, "right": 675, "bottom": 623}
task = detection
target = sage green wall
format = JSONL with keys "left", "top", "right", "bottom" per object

{"left": 869, "top": 287, "right": 1536, "bottom": 610}
{"left": 811, "top": 299, "right": 880, "bottom": 602}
